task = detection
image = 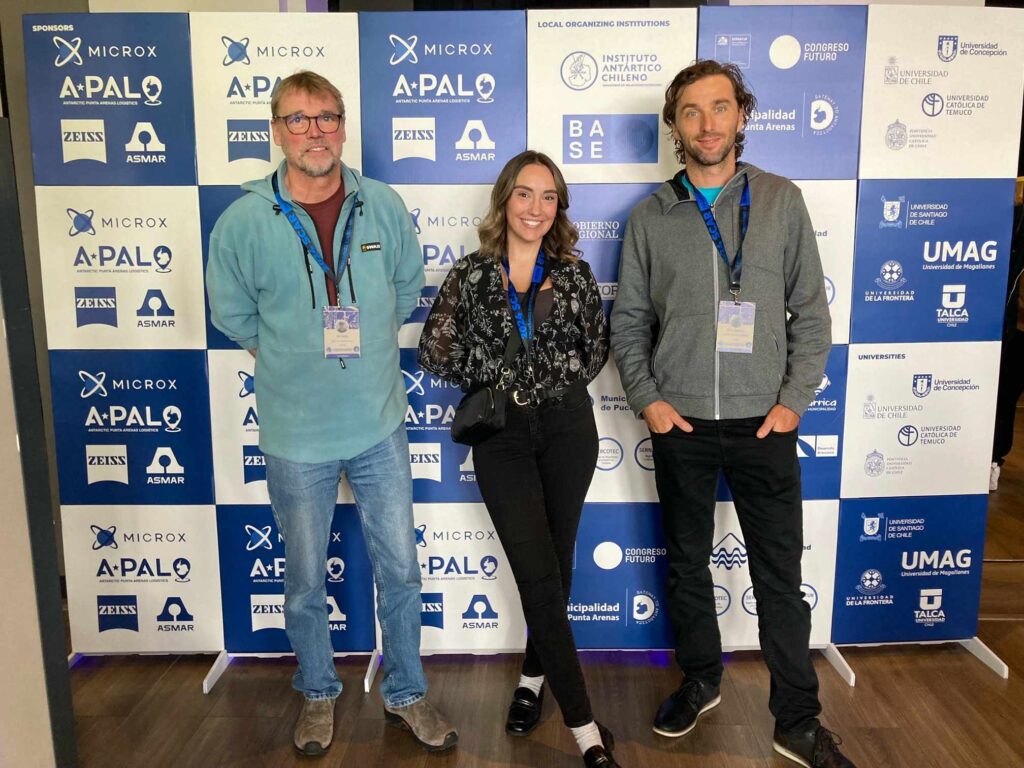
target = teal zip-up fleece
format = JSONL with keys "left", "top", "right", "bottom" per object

{"left": 206, "top": 161, "right": 424, "bottom": 462}
{"left": 611, "top": 163, "right": 831, "bottom": 421}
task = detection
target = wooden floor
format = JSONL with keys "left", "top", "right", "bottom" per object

{"left": 68, "top": 410, "right": 1024, "bottom": 768}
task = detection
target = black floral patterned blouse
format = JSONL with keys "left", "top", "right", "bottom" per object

{"left": 417, "top": 251, "right": 609, "bottom": 395}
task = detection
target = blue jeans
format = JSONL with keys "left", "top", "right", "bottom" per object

{"left": 265, "top": 424, "right": 427, "bottom": 706}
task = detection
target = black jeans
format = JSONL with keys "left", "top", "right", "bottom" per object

{"left": 473, "top": 392, "right": 598, "bottom": 727}
{"left": 650, "top": 416, "right": 821, "bottom": 732}
{"left": 993, "top": 329, "right": 1024, "bottom": 464}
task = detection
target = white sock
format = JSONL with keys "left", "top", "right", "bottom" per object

{"left": 571, "top": 721, "right": 602, "bottom": 755}
{"left": 517, "top": 674, "right": 544, "bottom": 696}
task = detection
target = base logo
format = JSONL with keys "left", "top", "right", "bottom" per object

{"left": 563, "top": 114, "right": 658, "bottom": 165}
{"left": 461, "top": 594, "right": 498, "bottom": 629}
{"left": 631, "top": 591, "right": 659, "bottom": 625}
{"left": 156, "top": 596, "right": 195, "bottom": 631}
{"left": 97, "top": 594, "right": 138, "bottom": 632}
{"left": 250, "top": 593, "right": 285, "bottom": 631}
{"left": 915, "top": 588, "right": 945, "bottom": 626}
{"left": 86, "top": 444, "right": 128, "bottom": 484}
{"left": 242, "top": 445, "right": 267, "bottom": 483}
{"left": 421, "top": 592, "right": 444, "bottom": 629}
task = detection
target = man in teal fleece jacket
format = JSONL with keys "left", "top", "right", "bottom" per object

{"left": 611, "top": 61, "right": 855, "bottom": 768}
{"left": 207, "top": 71, "right": 456, "bottom": 757}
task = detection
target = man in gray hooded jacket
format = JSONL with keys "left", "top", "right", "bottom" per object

{"left": 610, "top": 60, "right": 855, "bottom": 768}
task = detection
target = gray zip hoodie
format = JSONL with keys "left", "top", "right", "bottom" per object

{"left": 610, "top": 162, "right": 831, "bottom": 421}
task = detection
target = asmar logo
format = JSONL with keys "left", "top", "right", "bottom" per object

{"left": 250, "top": 593, "right": 285, "bottom": 632}
{"left": 454, "top": 120, "right": 495, "bottom": 163}
{"left": 222, "top": 36, "right": 251, "bottom": 66}
{"left": 711, "top": 533, "right": 747, "bottom": 570}
{"left": 97, "top": 594, "right": 138, "bottom": 632}
{"left": 53, "top": 36, "right": 83, "bottom": 67}
{"left": 146, "top": 446, "right": 185, "bottom": 484}
{"left": 227, "top": 119, "right": 271, "bottom": 162}
{"left": 242, "top": 445, "right": 267, "bottom": 483}
{"left": 392, "top": 117, "right": 436, "bottom": 162}
{"left": 564, "top": 115, "right": 659, "bottom": 165}
{"left": 409, "top": 443, "right": 442, "bottom": 482}
{"left": 156, "top": 596, "right": 194, "bottom": 631}
{"left": 560, "top": 51, "right": 598, "bottom": 91}
{"left": 421, "top": 592, "right": 444, "bottom": 629}
{"left": 461, "top": 593, "right": 498, "bottom": 629}
{"left": 136, "top": 288, "right": 175, "bottom": 328}
{"left": 125, "top": 122, "right": 166, "bottom": 165}
{"left": 61, "top": 119, "right": 106, "bottom": 164}
{"left": 937, "top": 35, "right": 958, "bottom": 63}
{"left": 86, "top": 444, "right": 128, "bottom": 485}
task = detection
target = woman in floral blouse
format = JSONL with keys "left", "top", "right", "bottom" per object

{"left": 418, "top": 151, "right": 617, "bottom": 768}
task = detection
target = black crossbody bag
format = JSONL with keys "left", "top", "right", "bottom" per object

{"left": 450, "top": 331, "right": 521, "bottom": 446}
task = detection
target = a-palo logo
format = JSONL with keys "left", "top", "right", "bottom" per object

{"left": 389, "top": 34, "right": 418, "bottom": 65}
{"left": 222, "top": 36, "right": 251, "bottom": 66}
{"left": 79, "top": 370, "right": 108, "bottom": 398}
{"left": 53, "top": 36, "right": 83, "bottom": 67}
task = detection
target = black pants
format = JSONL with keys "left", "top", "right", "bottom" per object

{"left": 650, "top": 416, "right": 821, "bottom": 732}
{"left": 993, "top": 330, "right": 1024, "bottom": 464}
{"left": 473, "top": 393, "right": 598, "bottom": 727}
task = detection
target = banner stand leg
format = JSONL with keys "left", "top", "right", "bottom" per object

{"left": 67, "top": 652, "right": 82, "bottom": 669}
{"left": 203, "top": 651, "right": 232, "bottom": 694}
{"left": 959, "top": 637, "right": 1009, "bottom": 679}
{"left": 363, "top": 650, "right": 381, "bottom": 694}
{"left": 822, "top": 644, "right": 855, "bottom": 687}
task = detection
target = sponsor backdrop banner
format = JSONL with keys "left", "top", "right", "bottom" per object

{"left": 23, "top": 7, "right": 1022, "bottom": 657}
{"left": 698, "top": 6, "right": 867, "bottom": 181}
{"left": 527, "top": 9, "right": 698, "bottom": 184}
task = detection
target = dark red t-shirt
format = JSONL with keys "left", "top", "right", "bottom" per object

{"left": 297, "top": 179, "right": 346, "bottom": 306}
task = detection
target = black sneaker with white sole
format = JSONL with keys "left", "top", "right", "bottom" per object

{"left": 652, "top": 679, "right": 721, "bottom": 738}
{"left": 773, "top": 723, "right": 856, "bottom": 768}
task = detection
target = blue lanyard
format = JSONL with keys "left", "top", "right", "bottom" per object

{"left": 271, "top": 171, "right": 357, "bottom": 305}
{"left": 689, "top": 175, "right": 750, "bottom": 301}
{"left": 502, "top": 250, "right": 547, "bottom": 342}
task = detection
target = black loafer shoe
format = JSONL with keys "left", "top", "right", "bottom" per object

{"left": 505, "top": 687, "right": 543, "bottom": 736}
{"left": 773, "top": 722, "right": 856, "bottom": 768}
{"left": 583, "top": 723, "right": 621, "bottom": 767}
{"left": 652, "top": 679, "right": 721, "bottom": 738}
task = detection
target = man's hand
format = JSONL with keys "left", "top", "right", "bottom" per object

{"left": 643, "top": 400, "right": 693, "bottom": 434}
{"left": 247, "top": 348, "right": 257, "bottom": 359}
{"left": 756, "top": 404, "right": 800, "bottom": 438}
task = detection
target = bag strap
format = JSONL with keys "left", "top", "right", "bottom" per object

{"left": 495, "top": 330, "right": 521, "bottom": 391}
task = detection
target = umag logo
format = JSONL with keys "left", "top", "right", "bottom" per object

{"left": 242, "top": 445, "right": 267, "bottom": 483}
{"left": 912, "top": 374, "right": 932, "bottom": 398}
{"left": 91, "top": 524, "right": 118, "bottom": 549}
{"left": 53, "top": 36, "right": 83, "bottom": 67}
{"left": 409, "top": 443, "right": 442, "bottom": 482}
{"left": 421, "top": 592, "right": 444, "bottom": 629}
{"left": 937, "top": 35, "right": 958, "bottom": 63}
{"left": 227, "top": 120, "right": 271, "bottom": 162}
{"left": 156, "top": 596, "right": 194, "bottom": 629}
{"left": 67, "top": 207, "right": 96, "bottom": 236}
{"left": 86, "top": 444, "right": 128, "bottom": 485}
{"left": 97, "top": 594, "right": 138, "bottom": 632}
{"left": 560, "top": 51, "right": 598, "bottom": 91}
{"left": 75, "top": 286, "right": 117, "bottom": 327}
{"left": 856, "top": 568, "right": 885, "bottom": 595}
{"left": 61, "top": 119, "right": 106, "bottom": 164}
{"left": 461, "top": 594, "right": 498, "bottom": 628}
{"left": 250, "top": 593, "right": 285, "bottom": 631}
{"left": 222, "top": 36, "right": 251, "bottom": 66}
{"left": 392, "top": 117, "right": 436, "bottom": 162}
{"left": 711, "top": 533, "right": 747, "bottom": 570}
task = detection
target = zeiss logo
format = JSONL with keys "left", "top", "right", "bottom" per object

{"left": 711, "top": 533, "right": 747, "bottom": 570}
{"left": 796, "top": 435, "right": 839, "bottom": 459}
{"left": 563, "top": 115, "right": 658, "bottom": 165}
{"left": 227, "top": 120, "right": 271, "bottom": 162}
{"left": 250, "top": 594, "right": 285, "bottom": 632}
{"left": 61, "top": 119, "right": 106, "bottom": 164}
{"left": 421, "top": 592, "right": 444, "bottom": 629}
{"left": 393, "top": 117, "right": 436, "bottom": 162}
{"left": 97, "top": 594, "right": 138, "bottom": 632}
{"left": 409, "top": 443, "right": 442, "bottom": 482}
{"left": 86, "top": 444, "right": 128, "bottom": 485}
{"left": 243, "top": 445, "right": 267, "bottom": 483}
{"left": 75, "top": 286, "right": 117, "bottom": 327}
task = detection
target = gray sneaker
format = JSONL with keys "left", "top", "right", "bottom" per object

{"left": 294, "top": 697, "right": 336, "bottom": 756}
{"left": 384, "top": 698, "right": 458, "bottom": 752}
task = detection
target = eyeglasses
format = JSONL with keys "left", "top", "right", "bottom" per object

{"left": 273, "top": 112, "right": 343, "bottom": 135}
